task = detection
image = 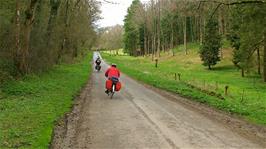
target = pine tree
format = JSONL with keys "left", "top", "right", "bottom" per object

{"left": 199, "top": 18, "right": 221, "bottom": 70}
{"left": 228, "top": 7, "right": 244, "bottom": 76}
{"left": 228, "top": 4, "right": 266, "bottom": 78}
{"left": 123, "top": 0, "right": 141, "bottom": 56}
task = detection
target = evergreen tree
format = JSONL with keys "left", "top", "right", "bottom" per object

{"left": 228, "top": 6, "right": 244, "bottom": 76}
{"left": 199, "top": 18, "right": 221, "bottom": 70}
{"left": 123, "top": 0, "right": 141, "bottom": 56}
{"left": 229, "top": 4, "right": 266, "bottom": 78}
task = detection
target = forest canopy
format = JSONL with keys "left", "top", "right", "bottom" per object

{"left": 0, "top": 0, "right": 100, "bottom": 78}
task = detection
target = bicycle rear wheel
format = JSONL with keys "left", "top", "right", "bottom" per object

{"left": 110, "top": 85, "right": 115, "bottom": 99}
{"left": 110, "top": 92, "right": 114, "bottom": 99}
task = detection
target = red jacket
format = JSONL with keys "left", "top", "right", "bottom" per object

{"left": 105, "top": 66, "right": 120, "bottom": 79}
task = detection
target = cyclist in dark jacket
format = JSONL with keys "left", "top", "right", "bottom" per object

{"left": 95, "top": 56, "right": 101, "bottom": 65}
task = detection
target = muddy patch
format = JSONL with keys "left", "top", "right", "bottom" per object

{"left": 50, "top": 79, "right": 92, "bottom": 149}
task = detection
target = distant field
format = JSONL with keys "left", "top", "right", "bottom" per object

{"left": 0, "top": 53, "right": 92, "bottom": 148}
{"left": 102, "top": 49, "right": 128, "bottom": 56}
{"left": 103, "top": 44, "right": 266, "bottom": 125}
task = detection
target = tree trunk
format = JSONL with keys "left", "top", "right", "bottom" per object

{"left": 19, "top": 0, "right": 39, "bottom": 74}
{"left": 144, "top": 5, "right": 147, "bottom": 57}
{"left": 144, "top": 26, "right": 147, "bottom": 56}
{"left": 152, "top": 35, "right": 155, "bottom": 61}
{"left": 190, "top": 17, "right": 194, "bottom": 43}
{"left": 241, "top": 68, "right": 245, "bottom": 77}
{"left": 14, "top": 0, "right": 21, "bottom": 71}
{"left": 194, "top": 17, "right": 200, "bottom": 42}
{"left": 58, "top": 0, "right": 69, "bottom": 64}
{"left": 73, "top": 45, "right": 78, "bottom": 58}
{"left": 221, "top": 48, "right": 223, "bottom": 59}
{"left": 156, "top": 0, "right": 161, "bottom": 58}
{"left": 47, "top": 0, "right": 61, "bottom": 46}
{"left": 151, "top": 0, "right": 155, "bottom": 61}
{"left": 263, "top": 31, "right": 266, "bottom": 82}
{"left": 184, "top": 16, "right": 187, "bottom": 55}
{"left": 221, "top": 11, "right": 225, "bottom": 35}
{"left": 171, "top": 21, "right": 174, "bottom": 56}
{"left": 257, "top": 48, "right": 261, "bottom": 75}
{"left": 218, "top": 8, "right": 222, "bottom": 35}
{"left": 200, "top": 17, "right": 204, "bottom": 45}
{"left": 147, "top": 36, "right": 150, "bottom": 56}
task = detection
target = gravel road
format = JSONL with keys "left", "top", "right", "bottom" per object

{"left": 51, "top": 52, "right": 265, "bottom": 149}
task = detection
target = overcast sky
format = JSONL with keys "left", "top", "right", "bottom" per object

{"left": 97, "top": 0, "right": 148, "bottom": 28}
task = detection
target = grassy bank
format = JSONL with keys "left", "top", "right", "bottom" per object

{"left": 102, "top": 45, "right": 266, "bottom": 125}
{"left": 0, "top": 53, "right": 92, "bottom": 148}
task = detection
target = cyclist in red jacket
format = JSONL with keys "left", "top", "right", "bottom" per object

{"left": 105, "top": 64, "right": 120, "bottom": 79}
{"left": 105, "top": 64, "right": 120, "bottom": 94}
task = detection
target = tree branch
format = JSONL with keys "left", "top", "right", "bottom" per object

{"left": 198, "top": 0, "right": 265, "bottom": 18}
{"left": 102, "top": 0, "right": 119, "bottom": 5}
{"left": 74, "top": 0, "right": 81, "bottom": 7}
{"left": 246, "top": 39, "right": 264, "bottom": 60}
{"left": 199, "top": 0, "right": 265, "bottom": 6}
{"left": 210, "top": 3, "right": 222, "bottom": 18}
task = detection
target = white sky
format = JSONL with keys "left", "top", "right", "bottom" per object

{"left": 97, "top": 0, "right": 149, "bottom": 27}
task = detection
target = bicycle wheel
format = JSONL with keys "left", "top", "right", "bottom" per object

{"left": 110, "top": 92, "right": 115, "bottom": 99}
{"left": 110, "top": 85, "right": 115, "bottom": 99}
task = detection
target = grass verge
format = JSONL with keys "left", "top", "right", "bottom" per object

{"left": 102, "top": 46, "right": 266, "bottom": 125}
{"left": 0, "top": 53, "right": 92, "bottom": 148}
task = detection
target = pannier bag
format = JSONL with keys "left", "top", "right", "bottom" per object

{"left": 105, "top": 79, "right": 122, "bottom": 91}
{"left": 115, "top": 82, "right": 122, "bottom": 91}
{"left": 106, "top": 80, "right": 113, "bottom": 90}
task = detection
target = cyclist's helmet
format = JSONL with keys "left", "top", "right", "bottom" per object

{"left": 111, "top": 63, "right": 117, "bottom": 68}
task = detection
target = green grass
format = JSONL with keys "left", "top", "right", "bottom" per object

{"left": 0, "top": 53, "right": 92, "bottom": 148}
{"left": 102, "top": 44, "right": 266, "bottom": 125}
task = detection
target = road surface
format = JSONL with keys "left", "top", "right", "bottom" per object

{"left": 51, "top": 52, "right": 265, "bottom": 149}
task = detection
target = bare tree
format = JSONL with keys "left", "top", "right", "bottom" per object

{"left": 19, "top": 0, "right": 39, "bottom": 74}
{"left": 14, "top": 0, "right": 21, "bottom": 71}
